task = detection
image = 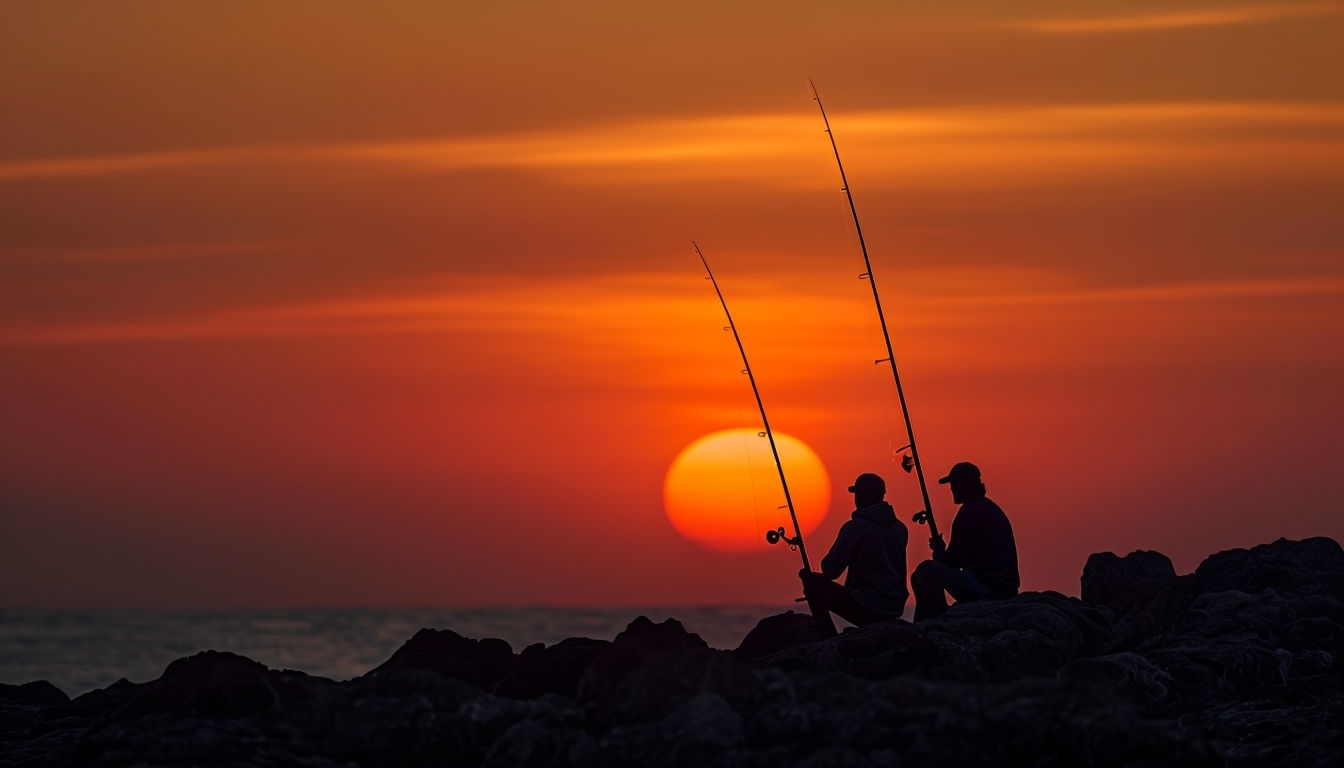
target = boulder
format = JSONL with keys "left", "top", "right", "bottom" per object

{"left": 112, "top": 650, "right": 279, "bottom": 719}
{"left": 0, "top": 681, "right": 69, "bottom": 707}
{"left": 736, "top": 610, "right": 827, "bottom": 660}
{"left": 1081, "top": 549, "right": 1191, "bottom": 650}
{"left": 1192, "top": 536, "right": 1344, "bottom": 599}
{"left": 368, "top": 627, "right": 516, "bottom": 688}
{"left": 576, "top": 617, "right": 761, "bottom": 727}
{"left": 493, "top": 637, "right": 610, "bottom": 699}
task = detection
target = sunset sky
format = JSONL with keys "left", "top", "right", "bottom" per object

{"left": 3, "top": 1, "right": 1342, "bottom": 610}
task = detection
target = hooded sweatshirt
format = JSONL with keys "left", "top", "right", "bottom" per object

{"left": 819, "top": 501, "right": 909, "bottom": 615}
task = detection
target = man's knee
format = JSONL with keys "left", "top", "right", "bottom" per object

{"left": 911, "top": 560, "right": 940, "bottom": 589}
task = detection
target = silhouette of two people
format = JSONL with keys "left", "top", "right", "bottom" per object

{"left": 801, "top": 472, "right": 909, "bottom": 636}
{"left": 911, "top": 461, "right": 1020, "bottom": 622}
{"left": 803, "top": 461, "right": 1019, "bottom": 633}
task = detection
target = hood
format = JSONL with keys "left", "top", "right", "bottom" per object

{"left": 852, "top": 501, "right": 896, "bottom": 527}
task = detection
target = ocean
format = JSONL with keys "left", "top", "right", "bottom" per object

{"left": 0, "top": 605, "right": 793, "bottom": 697}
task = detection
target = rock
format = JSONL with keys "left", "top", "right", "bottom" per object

{"left": 2, "top": 536, "right": 1342, "bottom": 767}
{"left": 1145, "top": 636, "right": 1296, "bottom": 703}
{"left": 610, "top": 615, "right": 710, "bottom": 654}
{"left": 369, "top": 627, "right": 517, "bottom": 688}
{"left": 736, "top": 610, "right": 827, "bottom": 659}
{"left": 1058, "top": 652, "right": 1175, "bottom": 704}
{"left": 578, "top": 636, "right": 763, "bottom": 727}
{"left": 0, "top": 680, "right": 69, "bottom": 707}
{"left": 1175, "top": 588, "right": 1289, "bottom": 638}
{"left": 834, "top": 619, "right": 938, "bottom": 679}
{"left": 1081, "top": 549, "right": 1191, "bottom": 650}
{"left": 493, "top": 637, "right": 610, "bottom": 699}
{"left": 113, "top": 650, "right": 279, "bottom": 719}
{"left": 575, "top": 616, "right": 713, "bottom": 719}
{"left": 1193, "top": 536, "right": 1344, "bottom": 599}
{"left": 592, "top": 692, "right": 747, "bottom": 767}
{"left": 913, "top": 591, "right": 1115, "bottom": 681}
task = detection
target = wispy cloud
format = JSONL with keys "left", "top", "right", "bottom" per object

{"left": 1013, "top": 1, "right": 1344, "bottom": 35}
{"left": 0, "top": 115, "right": 812, "bottom": 183}
{"left": 6, "top": 271, "right": 1343, "bottom": 347}
{"left": 919, "top": 273, "right": 1344, "bottom": 309}
{"left": 0, "top": 274, "right": 701, "bottom": 346}
{"left": 3, "top": 102, "right": 1341, "bottom": 185}
{"left": 2, "top": 240, "right": 296, "bottom": 265}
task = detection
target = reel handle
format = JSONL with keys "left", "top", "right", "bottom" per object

{"left": 765, "top": 526, "right": 801, "bottom": 549}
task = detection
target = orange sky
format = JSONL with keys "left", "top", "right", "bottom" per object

{"left": 2, "top": 1, "right": 1342, "bottom": 609}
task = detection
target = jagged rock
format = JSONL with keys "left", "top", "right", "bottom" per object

{"left": 1175, "top": 588, "right": 1290, "bottom": 638}
{"left": 3, "top": 537, "right": 1342, "bottom": 767}
{"left": 369, "top": 627, "right": 517, "bottom": 687}
{"left": 578, "top": 630, "right": 762, "bottom": 727}
{"left": 1082, "top": 548, "right": 1191, "bottom": 650}
{"left": 481, "top": 717, "right": 596, "bottom": 768}
{"left": 62, "top": 678, "right": 142, "bottom": 718}
{"left": 0, "top": 680, "right": 69, "bottom": 707}
{"left": 574, "top": 616, "right": 712, "bottom": 718}
{"left": 834, "top": 619, "right": 938, "bottom": 679}
{"left": 1193, "top": 536, "right": 1344, "bottom": 598}
{"left": 493, "top": 637, "right": 610, "bottom": 699}
{"left": 113, "top": 650, "right": 280, "bottom": 719}
{"left": 1058, "top": 651, "right": 1175, "bottom": 704}
{"left": 736, "top": 610, "right": 826, "bottom": 659}
{"left": 909, "top": 591, "right": 1115, "bottom": 682}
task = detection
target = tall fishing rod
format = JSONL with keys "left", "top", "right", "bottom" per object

{"left": 809, "top": 79, "right": 942, "bottom": 544}
{"left": 692, "top": 240, "right": 812, "bottom": 573}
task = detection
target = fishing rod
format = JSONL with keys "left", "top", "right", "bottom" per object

{"left": 692, "top": 240, "right": 813, "bottom": 573}
{"left": 809, "top": 79, "right": 942, "bottom": 545}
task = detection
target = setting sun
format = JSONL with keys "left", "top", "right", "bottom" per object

{"left": 663, "top": 428, "right": 831, "bottom": 552}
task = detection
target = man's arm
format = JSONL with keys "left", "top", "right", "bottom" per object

{"left": 819, "top": 522, "right": 862, "bottom": 579}
{"left": 939, "top": 506, "right": 975, "bottom": 569}
{"left": 929, "top": 532, "right": 947, "bottom": 561}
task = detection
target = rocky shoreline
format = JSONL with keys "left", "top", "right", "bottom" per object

{"left": 3, "top": 536, "right": 1341, "bottom": 767}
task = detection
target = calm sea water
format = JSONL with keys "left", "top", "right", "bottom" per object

{"left": 0, "top": 605, "right": 792, "bottom": 697}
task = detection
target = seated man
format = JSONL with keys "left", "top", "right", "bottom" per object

{"left": 801, "top": 472, "right": 909, "bottom": 635}
{"left": 911, "top": 461, "right": 1020, "bottom": 622}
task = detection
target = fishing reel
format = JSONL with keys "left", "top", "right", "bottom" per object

{"left": 766, "top": 526, "right": 801, "bottom": 550}
{"left": 911, "top": 510, "right": 933, "bottom": 527}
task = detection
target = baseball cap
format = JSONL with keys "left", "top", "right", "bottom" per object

{"left": 847, "top": 472, "right": 885, "bottom": 494}
{"left": 937, "top": 462, "right": 981, "bottom": 485}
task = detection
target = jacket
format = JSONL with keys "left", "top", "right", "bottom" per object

{"left": 819, "top": 501, "right": 909, "bottom": 615}
{"left": 938, "top": 495, "right": 1020, "bottom": 596}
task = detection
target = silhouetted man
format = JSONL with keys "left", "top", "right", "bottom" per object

{"left": 801, "top": 472, "right": 909, "bottom": 636}
{"left": 911, "top": 461, "right": 1019, "bottom": 622}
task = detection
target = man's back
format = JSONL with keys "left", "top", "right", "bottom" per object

{"left": 943, "top": 496, "right": 1019, "bottom": 596}
{"left": 823, "top": 502, "right": 909, "bottom": 614}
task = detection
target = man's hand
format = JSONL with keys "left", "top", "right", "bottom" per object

{"left": 929, "top": 533, "right": 946, "bottom": 558}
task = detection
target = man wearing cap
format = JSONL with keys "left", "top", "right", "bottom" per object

{"left": 910, "top": 461, "right": 1020, "bottom": 622}
{"left": 800, "top": 472, "right": 909, "bottom": 636}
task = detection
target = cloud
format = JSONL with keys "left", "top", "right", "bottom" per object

{"left": 3, "top": 102, "right": 1341, "bottom": 185}
{"left": 0, "top": 274, "right": 701, "bottom": 346}
{"left": 7, "top": 268, "right": 1342, "bottom": 348}
{"left": 1012, "top": 2, "right": 1344, "bottom": 35}
{"left": 918, "top": 273, "right": 1344, "bottom": 309}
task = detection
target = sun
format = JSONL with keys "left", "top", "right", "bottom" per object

{"left": 663, "top": 428, "right": 831, "bottom": 551}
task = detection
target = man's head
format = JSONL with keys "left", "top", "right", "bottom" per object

{"left": 848, "top": 472, "right": 886, "bottom": 507}
{"left": 938, "top": 461, "right": 986, "bottom": 503}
